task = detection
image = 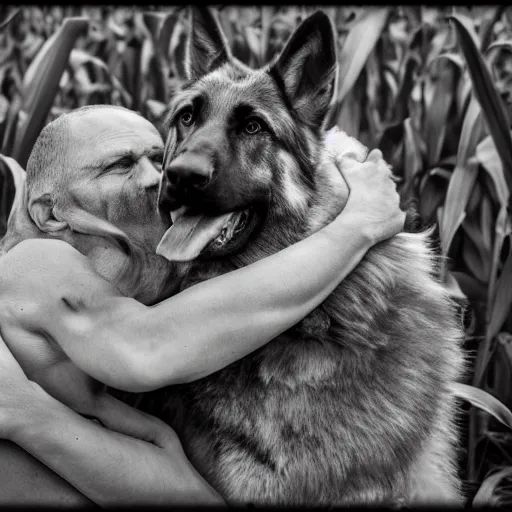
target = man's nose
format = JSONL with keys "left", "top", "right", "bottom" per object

{"left": 164, "top": 152, "right": 213, "bottom": 190}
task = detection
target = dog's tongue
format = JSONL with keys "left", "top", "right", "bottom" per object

{"left": 156, "top": 207, "right": 235, "bottom": 262}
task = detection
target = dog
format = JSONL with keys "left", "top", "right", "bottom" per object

{"left": 155, "top": 7, "right": 465, "bottom": 506}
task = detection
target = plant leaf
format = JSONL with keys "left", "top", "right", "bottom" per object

{"left": 488, "top": 245, "right": 512, "bottom": 341}
{"left": 438, "top": 93, "right": 484, "bottom": 263}
{"left": 0, "top": 8, "right": 21, "bottom": 32}
{"left": 476, "top": 135, "right": 511, "bottom": 209}
{"left": 259, "top": 6, "right": 275, "bottom": 65}
{"left": 450, "top": 382, "right": 512, "bottom": 430}
{"left": 480, "top": 5, "right": 507, "bottom": 52}
{"left": 444, "top": 270, "right": 467, "bottom": 300}
{"left": 439, "top": 156, "right": 479, "bottom": 263}
{"left": 326, "top": 7, "right": 390, "bottom": 128}
{"left": 0, "top": 153, "right": 26, "bottom": 237}
{"left": 424, "top": 56, "right": 459, "bottom": 167}
{"left": 11, "top": 17, "right": 89, "bottom": 168}
{"left": 401, "top": 118, "right": 423, "bottom": 203}
{"left": 473, "top": 467, "right": 512, "bottom": 507}
{"left": 449, "top": 14, "right": 512, "bottom": 202}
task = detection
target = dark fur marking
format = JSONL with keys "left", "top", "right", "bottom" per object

{"left": 188, "top": 408, "right": 277, "bottom": 472}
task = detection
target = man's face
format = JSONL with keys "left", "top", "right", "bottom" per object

{"left": 66, "top": 109, "right": 167, "bottom": 251}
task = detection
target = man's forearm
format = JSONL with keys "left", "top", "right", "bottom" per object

{"left": 9, "top": 385, "right": 224, "bottom": 506}
{"left": 19, "top": 212, "right": 373, "bottom": 392}
{"left": 87, "top": 213, "right": 374, "bottom": 391}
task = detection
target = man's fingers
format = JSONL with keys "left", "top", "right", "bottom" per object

{"left": 366, "top": 149, "right": 383, "bottom": 163}
{"left": 335, "top": 156, "right": 362, "bottom": 173}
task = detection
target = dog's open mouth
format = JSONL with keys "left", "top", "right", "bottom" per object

{"left": 156, "top": 206, "right": 257, "bottom": 262}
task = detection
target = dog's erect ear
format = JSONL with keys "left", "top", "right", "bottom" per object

{"left": 185, "top": 7, "right": 232, "bottom": 81}
{"left": 29, "top": 194, "right": 68, "bottom": 233}
{"left": 269, "top": 11, "right": 337, "bottom": 129}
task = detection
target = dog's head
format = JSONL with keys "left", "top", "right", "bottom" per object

{"left": 157, "top": 7, "right": 338, "bottom": 263}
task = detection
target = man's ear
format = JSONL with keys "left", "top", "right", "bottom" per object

{"left": 269, "top": 11, "right": 337, "bottom": 129}
{"left": 28, "top": 194, "right": 68, "bottom": 233}
{"left": 185, "top": 7, "right": 232, "bottom": 81}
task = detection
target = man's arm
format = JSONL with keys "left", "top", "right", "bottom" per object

{"left": 2, "top": 154, "right": 403, "bottom": 393}
{"left": 0, "top": 335, "right": 223, "bottom": 506}
{"left": 9, "top": 387, "right": 223, "bottom": 506}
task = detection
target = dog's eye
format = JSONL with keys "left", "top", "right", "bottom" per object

{"left": 180, "top": 110, "right": 194, "bottom": 127}
{"left": 244, "top": 119, "right": 262, "bottom": 135}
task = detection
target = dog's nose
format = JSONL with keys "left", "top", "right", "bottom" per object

{"left": 164, "top": 152, "right": 212, "bottom": 190}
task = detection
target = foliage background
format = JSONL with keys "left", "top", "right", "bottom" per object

{"left": 0, "top": 4, "right": 512, "bottom": 506}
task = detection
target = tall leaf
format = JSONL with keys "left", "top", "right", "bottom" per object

{"left": 0, "top": 8, "right": 20, "bottom": 32}
{"left": 11, "top": 17, "right": 89, "bottom": 168}
{"left": 438, "top": 94, "right": 483, "bottom": 265}
{"left": 488, "top": 246, "right": 512, "bottom": 342}
{"left": 326, "top": 7, "right": 390, "bottom": 128}
{"left": 450, "top": 382, "right": 512, "bottom": 430}
{"left": 449, "top": 14, "right": 512, "bottom": 203}
{"left": 424, "top": 55, "right": 461, "bottom": 167}
{"left": 476, "top": 135, "right": 512, "bottom": 338}
{"left": 473, "top": 467, "right": 512, "bottom": 507}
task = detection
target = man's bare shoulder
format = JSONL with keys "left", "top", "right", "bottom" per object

{"left": 0, "top": 239, "right": 90, "bottom": 289}
{"left": 0, "top": 239, "right": 119, "bottom": 310}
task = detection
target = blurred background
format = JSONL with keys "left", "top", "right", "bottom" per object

{"left": 0, "top": 4, "right": 512, "bottom": 506}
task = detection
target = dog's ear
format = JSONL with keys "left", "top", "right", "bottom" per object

{"left": 29, "top": 194, "right": 68, "bottom": 233}
{"left": 185, "top": 7, "right": 232, "bottom": 81}
{"left": 269, "top": 11, "right": 337, "bottom": 129}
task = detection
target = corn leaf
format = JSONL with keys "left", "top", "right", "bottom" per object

{"left": 487, "top": 246, "right": 512, "bottom": 341}
{"left": 402, "top": 118, "right": 423, "bottom": 203}
{"left": 259, "top": 6, "right": 275, "bottom": 66}
{"left": 0, "top": 8, "right": 21, "bottom": 32}
{"left": 449, "top": 14, "right": 512, "bottom": 201}
{"left": 424, "top": 56, "right": 460, "bottom": 168}
{"left": 439, "top": 94, "right": 482, "bottom": 261}
{"left": 326, "top": 7, "right": 390, "bottom": 128}
{"left": 480, "top": 5, "right": 507, "bottom": 52}
{"left": 337, "top": 87, "right": 361, "bottom": 139}
{"left": 476, "top": 135, "right": 511, "bottom": 208}
{"left": 11, "top": 17, "right": 89, "bottom": 168}
{"left": 444, "top": 270, "right": 468, "bottom": 300}
{"left": 0, "top": 153, "right": 26, "bottom": 236}
{"left": 473, "top": 467, "right": 512, "bottom": 507}
{"left": 476, "top": 135, "right": 512, "bottom": 339}
{"left": 450, "top": 382, "right": 512, "bottom": 430}
{"left": 1, "top": 94, "right": 21, "bottom": 156}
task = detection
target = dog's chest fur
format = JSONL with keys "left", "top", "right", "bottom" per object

{"left": 162, "top": 165, "right": 464, "bottom": 505}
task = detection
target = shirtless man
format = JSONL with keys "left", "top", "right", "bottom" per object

{"left": 0, "top": 105, "right": 404, "bottom": 505}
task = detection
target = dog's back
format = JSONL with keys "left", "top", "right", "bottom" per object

{"left": 154, "top": 8, "right": 465, "bottom": 506}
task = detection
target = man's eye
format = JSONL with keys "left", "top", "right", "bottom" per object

{"left": 244, "top": 119, "right": 262, "bottom": 135}
{"left": 180, "top": 110, "right": 194, "bottom": 127}
{"left": 151, "top": 155, "right": 163, "bottom": 172}
{"left": 104, "top": 157, "right": 135, "bottom": 174}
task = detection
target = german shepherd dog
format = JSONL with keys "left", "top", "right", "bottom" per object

{"left": 156, "top": 7, "right": 464, "bottom": 506}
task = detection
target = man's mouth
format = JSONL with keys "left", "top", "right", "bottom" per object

{"left": 156, "top": 206, "right": 258, "bottom": 262}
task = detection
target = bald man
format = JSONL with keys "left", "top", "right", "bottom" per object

{"left": 0, "top": 105, "right": 404, "bottom": 505}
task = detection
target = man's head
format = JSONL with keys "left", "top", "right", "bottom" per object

{"left": 1, "top": 105, "right": 178, "bottom": 304}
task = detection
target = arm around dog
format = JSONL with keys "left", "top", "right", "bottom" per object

{"left": 10, "top": 155, "right": 404, "bottom": 392}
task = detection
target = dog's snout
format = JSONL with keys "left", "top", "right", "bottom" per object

{"left": 164, "top": 152, "right": 212, "bottom": 190}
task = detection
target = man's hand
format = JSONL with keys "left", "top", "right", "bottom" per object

{"left": 0, "top": 334, "right": 41, "bottom": 440}
{"left": 336, "top": 149, "right": 406, "bottom": 245}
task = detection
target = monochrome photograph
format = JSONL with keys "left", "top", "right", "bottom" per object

{"left": 0, "top": 5, "right": 511, "bottom": 507}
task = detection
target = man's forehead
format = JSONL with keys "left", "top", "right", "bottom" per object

{"left": 69, "top": 108, "right": 159, "bottom": 136}
{"left": 69, "top": 109, "right": 163, "bottom": 161}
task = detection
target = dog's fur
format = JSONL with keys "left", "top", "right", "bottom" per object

{"left": 155, "top": 7, "right": 465, "bottom": 506}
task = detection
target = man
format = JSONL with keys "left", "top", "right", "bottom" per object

{"left": 0, "top": 105, "right": 404, "bottom": 505}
